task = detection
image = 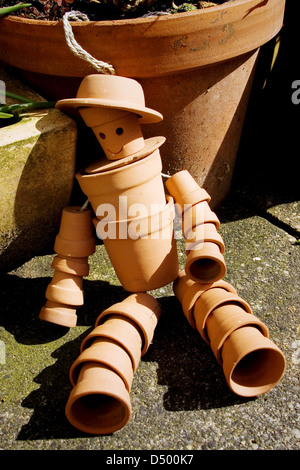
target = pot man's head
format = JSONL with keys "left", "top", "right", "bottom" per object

{"left": 78, "top": 107, "right": 144, "bottom": 160}
{"left": 56, "top": 74, "right": 163, "bottom": 160}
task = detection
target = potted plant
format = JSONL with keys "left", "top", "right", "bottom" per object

{"left": 0, "top": 0, "right": 287, "bottom": 206}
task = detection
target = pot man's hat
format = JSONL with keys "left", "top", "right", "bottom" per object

{"left": 56, "top": 74, "right": 163, "bottom": 124}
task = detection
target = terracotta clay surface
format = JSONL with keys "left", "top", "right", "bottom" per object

{"left": 165, "top": 170, "right": 211, "bottom": 212}
{"left": 185, "top": 223, "right": 225, "bottom": 254}
{"left": 173, "top": 270, "right": 237, "bottom": 329}
{"left": 81, "top": 315, "right": 143, "bottom": 372}
{"left": 95, "top": 293, "right": 161, "bottom": 355}
{"left": 51, "top": 255, "right": 90, "bottom": 277}
{"left": 206, "top": 304, "right": 269, "bottom": 364}
{"left": 182, "top": 201, "right": 220, "bottom": 236}
{"left": 193, "top": 286, "right": 252, "bottom": 343}
{"left": 54, "top": 206, "right": 96, "bottom": 258}
{"left": 76, "top": 149, "right": 166, "bottom": 221}
{"left": 102, "top": 197, "right": 179, "bottom": 292}
{"left": 39, "top": 300, "right": 78, "bottom": 328}
{"left": 45, "top": 270, "right": 84, "bottom": 306}
{"left": 65, "top": 362, "right": 132, "bottom": 434}
{"left": 0, "top": 0, "right": 285, "bottom": 79}
{"left": 185, "top": 241, "right": 226, "bottom": 284}
{"left": 221, "top": 326, "right": 286, "bottom": 397}
{"left": 69, "top": 337, "right": 134, "bottom": 391}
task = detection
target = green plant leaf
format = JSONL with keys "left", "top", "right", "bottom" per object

{"left": 0, "top": 111, "right": 14, "bottom": 118}
{"left": 5, "top": 91, "right": 35, "bottom": 103}
{"left": 0, "top": 101, "right": 56, "bottom": 116}
{"left": 0, "top": 3, "right": 32, "bottom": 16}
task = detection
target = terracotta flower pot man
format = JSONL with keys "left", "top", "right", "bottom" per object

{"left": 38, "top": 74, "right": 285, "bottom": 434}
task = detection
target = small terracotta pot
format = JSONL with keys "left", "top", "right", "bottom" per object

{"left": 172, "top": 270, "right": 195, "bottom": 306}
{"left": 221, "top": 326, "right": 286, "bottom": 397}
{"left": 76, "top": 149, "right": 166, "bottom": 221}
{"left": 79, "top": 108, "right": 145, "bottom": 161}
{"left": 95, "top": 293, "right": 161, "bottom": 356}
{"left": 81, "top": 315, "right": 142, "bottom": 372}
{"left": 182, "top": 200, "right": 220, "bottom": 236}
{"left": 185, "top": 241, "right": 226, "bottom": 284}
{"left": 101, "top": 196, "right": 179, "bottom": 292}
{"left": 51, "top": 255, "right": 90, "bottom": 277}
{"left": 69, "top": 337, "right": 134, "bottom": 392}
{"left": 173, "top": 270, "right": 237, "bottom": 329}
{"left": 165, "top": 170, "right": 211, "bottom": 213}
{"left": 39, "top": 300, "right": 78, "bottom": 328}
{"left": 193, "top": 286, "right": 252, "bottom": 343}
{"left": 54, "top": 206, "right": 96, "bottom": 258}
{"left": 65, "top": 362, "right": 131, "bottom": 434}
{"left": 45, "top": 270, "right": 84, "bottom": 306}
{"left": 206, "top": 304, "right": 269, "bottom": 365}
{"left": 185, "top": 223, "right": 225, "bottom": 254}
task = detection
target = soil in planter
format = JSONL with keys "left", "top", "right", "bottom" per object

{"left": 0, "top": 0, "right": 232, "bottom": 21}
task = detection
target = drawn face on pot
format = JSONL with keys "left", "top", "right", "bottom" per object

{"left": 79, "top": 107, "right": 145, "bottom": 160}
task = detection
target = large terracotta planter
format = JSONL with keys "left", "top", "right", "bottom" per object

{"left": 0, "top": 0, "right": 286, "bottom": 207}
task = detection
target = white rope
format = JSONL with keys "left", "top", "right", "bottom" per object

{"left": 62, "top": 11, "right": 116, "bottom": 75}
{"left": 80, "top": 199, "right": 89, "bottom": 211}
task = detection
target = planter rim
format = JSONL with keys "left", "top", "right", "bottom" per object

{"left": 0, "top": 0, "right": 283, "bottom": 27}
{"left": 0, "top": 0, "right": 286, "bottom": 78}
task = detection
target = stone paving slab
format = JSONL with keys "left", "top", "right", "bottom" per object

{"left": 0, "top": 194, "right": 299, "bottom": 451}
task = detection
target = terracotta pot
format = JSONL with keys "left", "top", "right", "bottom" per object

{"left": 95, "top": 293, "right": 161, "bottom": 355}
{"left": 193, "top": 286, "right": 252, "bottom": 342}
{"left": 69, "top": 337, "right": 134, "bottom": 392}
{"left": 182, "top": 201, "right": 220, "bottom": 237}
{"left": 173, "top": 270, "right": 237, "bottom": 329}
{"left": 221, "top": 326, "right": 286, "bottom": 397}
{"left": 81, "top": 315, "right": 142, "bottom": 372}
{"left": 0, "top": 0, "right": 286, "bottom": 206}
{"left": 65, "top": 362, "right": 131, "bottom": 434}
{"left": 45, "top": 270, "right": 84, "bottom": 306}
{"left": 172, "top": 270, "right": 195, "bottom": 307}
{"left": 78, "top": 108, "right": 145, "bottom": 160}
{"left": 206, "top": 303, "right": 269, "bottom": 365}
{"left": 51, "top": 255, "right": 90, "bottom": 277}
{"left": 54, "top": 206, "right": 96, "bottom": 258}
{"left": 165, "top": 170, "right": 211, "bottom": 214}
{"left": 76, "top": 149, "right": 166, "bottom": 221}
{"left": 101, "top": 196, "right": 179, "bottom": 292}
{"left": 185, "top": 223, "right": 225, "bottom": 253}
{"left": 185, "top": 241, "right": 226, "bottom": 284}
{"left": 39, "top": 300, "right": 78, "bottom": 328}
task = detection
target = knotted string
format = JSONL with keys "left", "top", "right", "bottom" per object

{"left": 62, "top": 11, "right": 116, "bottom": 75}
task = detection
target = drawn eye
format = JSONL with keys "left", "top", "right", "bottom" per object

{"left": 99, "top": 132, "right": 106, "bottom": 140}
{"left": 116, "top": 127, "right": 124, "bottom": 136}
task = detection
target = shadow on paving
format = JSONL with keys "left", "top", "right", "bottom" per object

{"left": 1, "top": 273, "right": 248, "bottom": 441}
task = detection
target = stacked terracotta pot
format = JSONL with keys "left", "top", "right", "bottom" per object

{"left": 65, "top": 293, "right": 161, "bottom": 434}
{"left": 39, "top": 206, "right": 96, "bottom": 327}
{"left": 168, "top": 170, "right": 286, "bottom": 397}
{"left": 166, "top": 170, "right": 226, "bottom": 284}
{"left": 36, "top": 74, "right": 286, "bottom": 435}
{"left": 56, "top": 74, "right": 179, "bottom": 293}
